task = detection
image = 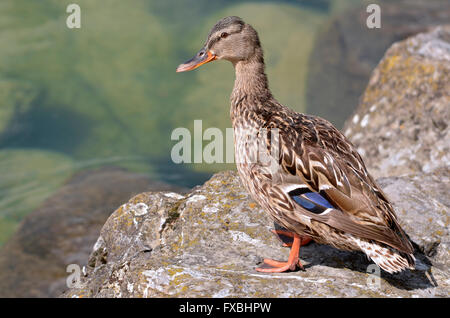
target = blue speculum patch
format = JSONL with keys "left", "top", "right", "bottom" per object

{"left": 303, "top": 192, "right": 334, "bottom": 209}
{"left": 290, "top": 190, "right": 334, "bottom": 214}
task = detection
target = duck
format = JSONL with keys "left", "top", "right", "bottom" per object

{"left": 176, "top": 16, "right": 415, "bottom": 274}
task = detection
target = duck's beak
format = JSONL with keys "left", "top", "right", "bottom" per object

{"left": 176, "top": 48, "right": 217, "bottom": 72}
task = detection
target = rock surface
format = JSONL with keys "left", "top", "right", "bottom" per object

{"left": 62, "top": 170, "right": 449, "bottom": 298}
{"left": 306, "top": 0, "right": 450, "bottom": 128}
{"left": 343, "top": 26, "right": 450, "bottom": 179}
{"left": 0, "top": 167, "right": 185, "bottom": 297}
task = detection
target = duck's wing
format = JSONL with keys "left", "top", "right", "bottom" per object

{"left": 261, "top": 113, "right": 414, "bottom": 254}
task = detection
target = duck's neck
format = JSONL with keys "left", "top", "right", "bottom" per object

{"left": 231, "top": 49, "right": 272, "bottom": 115}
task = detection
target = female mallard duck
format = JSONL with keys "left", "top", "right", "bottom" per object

{"left": 177, "top": 16, "right": 415, "bottom": 274}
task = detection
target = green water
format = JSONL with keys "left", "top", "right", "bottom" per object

{"left": 0, "top": 0, "right": 363, "bottom": 245}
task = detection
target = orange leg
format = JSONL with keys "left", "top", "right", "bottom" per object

{"left": 271, "top": 229, "right": 312, "bottom": 247}
{"left": 256, "top": 233, "right": 310, "bottom": 273}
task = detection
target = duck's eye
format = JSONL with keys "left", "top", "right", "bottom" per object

{"left": 220, "top": 32, "right": 229, "bottom": 39}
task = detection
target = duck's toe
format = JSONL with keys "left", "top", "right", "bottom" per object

{"left": 256, "top": 258, "right": 304, "bottom": 273}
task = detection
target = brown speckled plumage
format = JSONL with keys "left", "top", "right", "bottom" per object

{"left": 178, "top": 16, "right": 415, "bottom": 273}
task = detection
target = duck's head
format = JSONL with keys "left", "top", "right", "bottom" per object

{"left": 176, "top": 16, "right": 261, "bottom": 72}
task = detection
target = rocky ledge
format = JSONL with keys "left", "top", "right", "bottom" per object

{"left": 62, "top": 168, "right": 449, "bottom": 298}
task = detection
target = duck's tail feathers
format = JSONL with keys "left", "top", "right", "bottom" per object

{"left": 354, "top": 237, "right": 415, "bottom": 274}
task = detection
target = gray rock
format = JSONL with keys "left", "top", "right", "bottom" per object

{"left": 377, "top": 167, "right": 450, "bottom": 269}
{"left": 343, "top": 26, "right": 450, "bottom": 179}
{"left": 62, "top": 170, "right": 449, "bottom": 298}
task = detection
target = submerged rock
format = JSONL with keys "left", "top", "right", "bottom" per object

{"left": 343, "top": 26, "right": 450, "bottom": 178}
{"left": 0, "top": 149, "right": 74, "bottom": 245}
{"left": 62, "top": 170, "right": 449, "bottom": 298}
